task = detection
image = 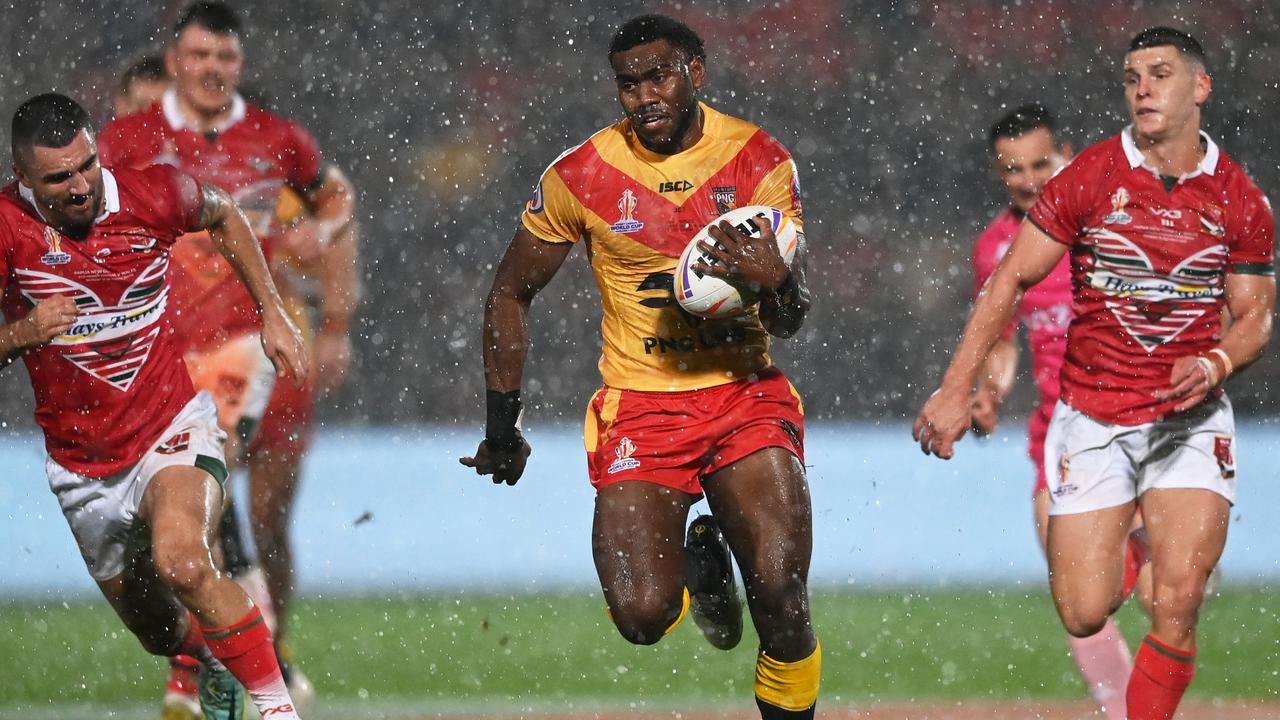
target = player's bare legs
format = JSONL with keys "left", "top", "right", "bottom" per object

{"left": 96, "top": 465, "right": 301, "bottom": 719}
{"left": 592, "top": 482, "right": 695, "bottom": 645}
{"left": 248, "top": 449, "right": 301, "bottom": 635}
{"left": 1121, "top": 488, "right": 1229, "bottom": 719}
{"left": 1035, "top": 490, "right": 1132, "bottom": 718}
{"left": 702, "top": 448, "right": 816, "bottom": 661}
{"left": 1140, "top": 488, "right": 1228, "bottom": 648}
{"left": 1046, "top": 502, "right": 1135, "bottom": 636}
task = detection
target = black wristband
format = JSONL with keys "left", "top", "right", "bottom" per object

{"left": 765, "top": 270, "right": 799, "bottom": 304}
{"left": 485, "top": 389, "right": 523, "bottom": 451}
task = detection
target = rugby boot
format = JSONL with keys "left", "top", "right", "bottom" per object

{"left": 197, "top": 661, "right": 244, "bottom": 720}
{"left": 685, "top": 514, "right": 743, "bottom": 650}
{"left": 161, "top": 655, "right": 203, "bottom": 720}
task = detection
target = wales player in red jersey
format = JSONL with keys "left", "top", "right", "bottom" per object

{"left": 462, "top": 16, "right": 819, "bottom": 719}
{"left": 99, "top": 4, "right": 357, "bottom": 713}
{"left": 917, "top": 28, "right": 1274, "bottom": 720}
{"left": 973, "top": 103, "right": 1146, "bottom": 718}
{"left": 0, "top": 93, "right": 308, "bottom": 720}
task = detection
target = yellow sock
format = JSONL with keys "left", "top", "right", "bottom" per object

{"left": 755, "top": 641, "right": 821, "bottom": 712}
{"left": 664, "top": 587, "right": 690, "bottom": 635}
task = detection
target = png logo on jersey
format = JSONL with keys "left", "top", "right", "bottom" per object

{"left": 712, "top": 185, "right": 737, "bottom": 215}
{"left": 607, "top": 437, "right": 641, "bottom": 474}
{"left": 609, "top": 190, "right": 645, "bottom": 234}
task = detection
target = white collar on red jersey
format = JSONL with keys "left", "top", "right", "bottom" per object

{"left": 162, "top": 88, "right": 247, "bottom": 133}
{"left": 18, "top": 167, "right": 120, "bottom": 226}
{"left": 1121, "top": 125, "right": 1220, "bottom": 179}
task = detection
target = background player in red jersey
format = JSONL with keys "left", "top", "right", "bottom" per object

{"left": 113, "top": 54, "right": 170, "bottom": 118}
{"left": 463, "top": 16, "right": 819, "bottom": 719}
{"left": 972, "top": 104, "right": 1141, "bottom": 719}
{"left": 0, "top": 93, "right": 308, "bottom": 720}
{"left": 99, "top": 4, "right": 358, "bottom": 712}
{"left": 916, "top": 28, "right": 1275, "bottom": 720}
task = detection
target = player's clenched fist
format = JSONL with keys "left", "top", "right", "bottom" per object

{"left": 25, "top": 294, "right": 79, "bottom": 344}
{"left": 460, "top": 438, "right": 532, "bottom": 486}
{"left": 912, "top": 385, "right": 972, "bottom": 459}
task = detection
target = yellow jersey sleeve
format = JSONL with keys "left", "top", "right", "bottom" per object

{"left": 520, "top": 166, "right": 585, "bottom": 244}
{"left": 750, "top": 158, "right": 804, "bottom": 233}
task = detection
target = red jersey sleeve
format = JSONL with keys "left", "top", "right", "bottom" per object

{"left": 138, "top": 165, "right": 204, "bottom": 240}
{"left": 1226, "top": 182, "right": 1275, "bottom": 276}
{"left": 1028, "top": 156, "right": 1097, "bottom": 248}
{"left": 282, "top": 121, "right": 324, "bottom": 192}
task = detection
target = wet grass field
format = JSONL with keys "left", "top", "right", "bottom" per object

{"left": 1, "top": 586, "right": 1277, "bottom": 714}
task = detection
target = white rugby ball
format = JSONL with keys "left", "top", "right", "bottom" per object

{"left": 675, "top": 205, "right": 798, "bottom": 318}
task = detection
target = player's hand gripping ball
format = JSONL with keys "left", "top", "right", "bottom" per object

{"left": 675, "top": 205, "right": 798, "bottom": 318}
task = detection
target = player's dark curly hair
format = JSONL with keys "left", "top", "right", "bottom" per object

{"left": 175, "top": 1, "right": 241, "bottom": 36}
{"left": 11, "top": 93, "right": 92, "bottom": 166}
{"left": 609, "top": 14, "right": 705, "bottom": 62}
{"left": 1129, "top": 27, "right": 1206, "bottom": 68}
{"left": 989, "top": 103, "right": 1055, "bottom": 148}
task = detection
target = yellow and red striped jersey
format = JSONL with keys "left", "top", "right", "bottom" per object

{"left": 521, "top": 102, "right": 803, "bottom": 391}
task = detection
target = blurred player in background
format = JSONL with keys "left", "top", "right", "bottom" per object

{"left": 462, "top": 15, "right": 820, "bottom": 719}
{"left": 114, "top": 54, "right": 170, "bottom": 118}
{"left": 99, "top": 3, "right": 357, "bottom": 717}
{"left": 917, "top": 28, "right": 1274, "bottom": 720}
{"left": 972, "top": 103, "right": 1147, "bottom": 718}
{"left": 1, "top": 92, "right": 307, "bottom": 720}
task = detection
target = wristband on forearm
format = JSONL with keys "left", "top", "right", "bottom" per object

{"left": 485, "top": 389, "right": 524, "bottom": 452}
{"left": 1207, "top": 347, "right": 1234, "bottom": 382}
{"left": 764, "top": 270, "right": 800, "bottom": 306}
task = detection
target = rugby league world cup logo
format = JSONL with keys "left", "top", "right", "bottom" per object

{"left": 40, "top": 227, "right": 72, "bottom": 265}
{"left": 610, "top": 189, "right": 645, "bottom": 234}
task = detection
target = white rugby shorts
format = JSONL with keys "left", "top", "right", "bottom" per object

{"left": 47, "top": 391, "right": 228, "bottom": 582}
{"left": 1043, "top": 396, "right": 1236, "bottom": 516}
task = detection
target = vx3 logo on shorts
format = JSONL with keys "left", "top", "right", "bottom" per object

{"left": 608, "top": 437, "right": 641, "bottom": 475}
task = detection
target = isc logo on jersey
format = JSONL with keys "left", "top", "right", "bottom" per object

{"left": 675, "top": 205, "right": 798, "bottom": 318}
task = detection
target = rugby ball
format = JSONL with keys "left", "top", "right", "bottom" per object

{"left": 675, "top": 205, "right": 798, "bottom": 318}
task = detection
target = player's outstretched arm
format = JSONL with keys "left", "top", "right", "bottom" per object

{"left": 1156, "top": 272, "right": 1275, "bottom": 412}
{"left": 914, "top": 221, "right": 1065, "bottom": 458}
{"left": 0, "top": 294, "right": 78, "bottom": 369}
{"left": 460, "top": 226, "right": 574, "bottom": 486}
{"left": 694, "top": 219, "right": 811, "bottom": 337}
{"left": 195, "top": 182, "right": 309, "bottom": 387}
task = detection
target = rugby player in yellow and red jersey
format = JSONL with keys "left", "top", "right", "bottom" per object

{"left": 462, "top": 15, "right": 819, "bottom": 720}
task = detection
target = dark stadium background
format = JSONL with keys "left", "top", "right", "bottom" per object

{"left": 0, "top": 0, "right": 1276, "bottom": 429}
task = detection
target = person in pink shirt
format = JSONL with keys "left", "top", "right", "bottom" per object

{"left": 970, "top": 104, "right": 1141, "bottom": 719}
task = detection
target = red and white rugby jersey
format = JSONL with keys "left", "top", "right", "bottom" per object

{"left": 1029, "top": 127, "right": 1275, "bottom": 424}
{"left": 0, "top": 165, "right": 203, "bottom": 476}
{"left": 521, "top": 102, "right": 802, "bottom": 392}
{"left": 99, "top": 90, "right": 323, "bottom": 350}
{"left": 973, "top": 207, "right": 1072, "bottom": 416}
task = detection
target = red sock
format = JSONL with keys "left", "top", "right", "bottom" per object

{"left": 1127, "top": 633, "right": 1195, "bottom": 720}
{"left": 203, "top": 607, "right": 299, "bottom": 719}
{"left": 166, "top": 655, "right": 200, "bottom": 697}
